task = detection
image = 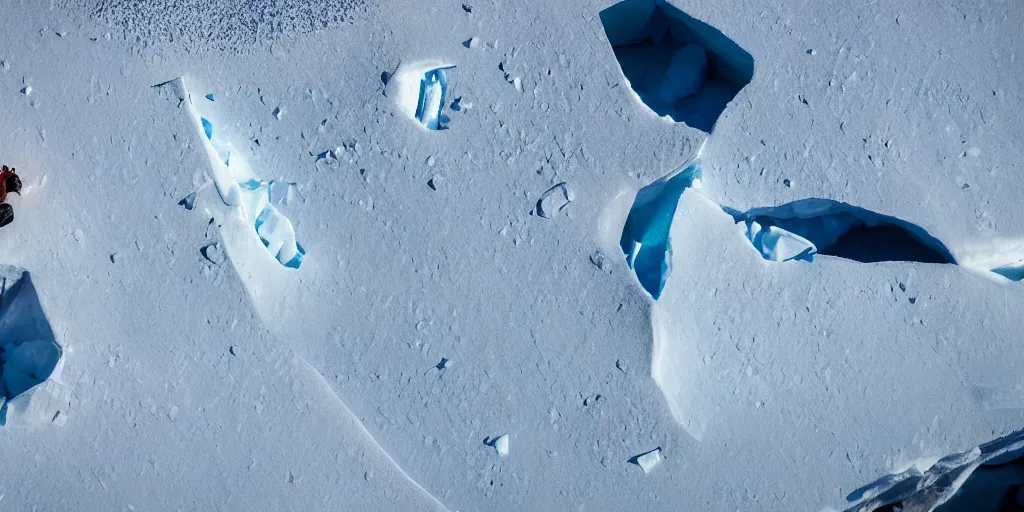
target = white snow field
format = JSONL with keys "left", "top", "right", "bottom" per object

{"left": 0, "top": 0, "right": 1021, "bottom": 510}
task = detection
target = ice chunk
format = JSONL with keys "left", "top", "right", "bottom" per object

{"left": 251, "top": 202, "right": 306, "bottom": 269}
{"left": 992, "top": 260, "right": 1024, "bottom": 282}
{"left": 494, "top": 434, "right": 510, "bottom": 456}
{"left": 635, "top": 448, "right": 662, "bottom": 474}
{"left": 415, "top": 67, "right": 453, "bottom": 130}
{"left": 619, "top": 162, "right": 701, "bottom": 299}
{"left": 537, "top": 182, "right": 573, "bottom": 219}
{"left": 658, "top": 43, "right": 708, "bottom": 104}
{"left": 178, "top": 191, "right": 197, "bottom": 210}
{"left": 741, "top": 220, "right": 816, "bottom": 262}
{"left": 201, "top": 242, "right": 226, "bottom": 265}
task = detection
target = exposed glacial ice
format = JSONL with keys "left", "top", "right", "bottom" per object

{"left": 385, "top": 61, "right": 456, "bottom": 130}
{"left": 0, "top": 266, "right": 68, "bottom": 426}
{"left": 178, "top": 77, "right": 306, "bottom": 269}
{"left": 619, "top": 161, "right": 701, "bottom": 299}
{"left": 727, "top": 198, "right": 956, "bottom": 265}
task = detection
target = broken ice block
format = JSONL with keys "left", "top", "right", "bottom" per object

{"left": 741, "top": 221, "right": 817, "bottom": 262}
{"left": 635, "top": 448, "right": 662, "bottom": 474}
{"left": 992, "top": 260, "right": 1024, "bottom": 282}
{"left": 620, "top": 162, "right": 702, "bottom": 300}
{"left": 241, "top": 180, "right": 306, "bottom": 269}
{"left": 415, "top": 67, "right": 454, "bottom": 130}
{"left": 177, "top": 77, "right": 306, "bottom": 269}
{"left": 494, "top": 434, "right": 510, "bottom": 456}
{"left": 658, "top": 43, "right": 708, "bottom": 104}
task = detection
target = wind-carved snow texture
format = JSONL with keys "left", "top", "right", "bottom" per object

{"left": 619, "top": 161, "right": 701, "bottom": 299}
{"left": 63, "top": 0, "right": 367, "bottom": 52}
{"left": 385, "top": 62, "right": 455, "bottom": 131}
{"left": 176, "top": 77, "right": 306, "bottom": 269}
{"left": 0, "top": 266, "right": 68, "bottom": 427}
{"left": 725, "top": 199, "right": 957, "bottom": 265}
{"left": 845, "top": 427, "right": 1024, "bottom": 511}
{"left": 600, "top": 0, "right": 754, "bottom": 132}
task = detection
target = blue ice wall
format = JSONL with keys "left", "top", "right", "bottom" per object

{"left": 620, "top": 162, "right": 702, "bottom": 299}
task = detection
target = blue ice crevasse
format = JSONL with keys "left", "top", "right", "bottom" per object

{"left": 239, "top": 179, "right": 305, "bottom": 269}
{"left": 415, "top": 66, "right": 455, "bottom": 130}
{"left": 727, "top": 198, "right": 955, "bottom": 265}
{"left": 620, "top": 161, "right": 702, "bottom": 300}
{"left": 179, "top": 77, "right": 306, "bottom": 269}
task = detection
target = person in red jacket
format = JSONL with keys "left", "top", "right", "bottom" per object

{"left": 0, "top": 165, "right": 22, "bottom": 228}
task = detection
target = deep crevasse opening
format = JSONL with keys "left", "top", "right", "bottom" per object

{"left": 599, "top": 0, "right": 754, "bottom": 132}
{"left": 726, "top": 198, "right": 957, "bottom": 265}
{"left": 619, "top": 161, "right": 702, "bottom": 299}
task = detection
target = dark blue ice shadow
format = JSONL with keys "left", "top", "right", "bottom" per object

{"left": 0, "top": 266, "right": 62, "bottom": 424}
{"left": 600, "top": 0, "right": 754, "bottom": 132}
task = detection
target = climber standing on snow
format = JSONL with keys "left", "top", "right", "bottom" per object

{"left": 0, "top": 165, "right": 23, "bottom": 228}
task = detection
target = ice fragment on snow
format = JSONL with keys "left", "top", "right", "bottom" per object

{"left": 20, "top": 85, "right": 32, "bottom": 95}
{"left": 205, "top": 93, "right": 215, "bottom": 101}
{"left": 992, "top": 260, "right": 1024, "bottom": 282}
{"left": 658, "top": 43, "right": 707, "bottom": 103}
{"left": 635, "top": 448, "right": 662, "bottom": 473}
{"left": 272, "top": 106, "right": 283, "bottom": 120}
{"left": 741, "top": 221, "right": 816, "bottom": 262}
{"left": 537, "top": 182, "right": 573, "bottom": 219}
{"left": 494, "top": 434, "right": 510, "bottom": 456}
{"left": 178, "top": 192, "right": 197, "bottom": 210}
{"left": 201, "top": 243, "right": 226, "bottom": 265}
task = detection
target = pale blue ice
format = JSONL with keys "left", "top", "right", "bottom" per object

{"left": 202, "top": 112, "right": 306, "bottom": 269}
